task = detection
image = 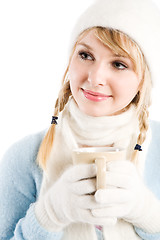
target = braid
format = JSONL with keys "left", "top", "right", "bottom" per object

{"left": 54, "top": 81, "right": 72, "bottom": 114}
{"left": 36, "top": 39, "right": 77, "bottom": 170}
{"left": 131, "top": 65, "right": 152, "bottom": 164}
{"left": 137, "top": 106, "right": 149, "bottom": 146}
{"left": 131, "top": 106, "right": 149, "bottom": 165}
{"left": 37, "top": 71, "right": 72, "bottom": 169}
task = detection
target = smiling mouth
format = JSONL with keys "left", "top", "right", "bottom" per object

{"left": 81, "top": 88, "right": 112, "bottom": 102}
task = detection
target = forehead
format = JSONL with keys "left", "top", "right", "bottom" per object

{"left": 77, "top": 29, "right": 103, "bottom": 47}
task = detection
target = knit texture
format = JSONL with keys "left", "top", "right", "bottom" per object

{"left": 63, "top": 99, "right": 139, "bottom": 149}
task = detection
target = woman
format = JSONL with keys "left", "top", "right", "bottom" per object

{"left": 1, "top": 0, "right": 160, "bottom": 239}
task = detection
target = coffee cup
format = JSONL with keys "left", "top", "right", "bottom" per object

{"left": 72, "top": 147, "right": 126, "bottom": 190}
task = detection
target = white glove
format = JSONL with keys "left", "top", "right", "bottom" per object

{"left": 35, "top": 164, "right": 116, "bottom": 232}
{"left": 92, "top": 160, "right": 160, "bottom": 233}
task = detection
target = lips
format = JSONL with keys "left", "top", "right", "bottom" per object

{"left": 81, "top": 88, "right": 112, "bottom": 102}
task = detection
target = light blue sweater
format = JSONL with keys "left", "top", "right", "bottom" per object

{"left": 0, "top": 121, "right": 160, "bottom": 240}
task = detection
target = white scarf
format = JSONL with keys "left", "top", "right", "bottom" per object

{"left": 40, "top": 98, "right": 141, "bottom": 240}
{"left": 60, "top": 99, "right": 139, "bottom": 160}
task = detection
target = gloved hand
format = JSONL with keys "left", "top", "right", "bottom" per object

{"left": 35, "top": 164, "right": 117, "bottom": 232}
{"left": 92, "top": 160, "right": 160, "bottom": 233}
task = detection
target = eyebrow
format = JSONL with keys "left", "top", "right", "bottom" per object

{"left": 77, "top": 43, "right": 93, "bottom": 51}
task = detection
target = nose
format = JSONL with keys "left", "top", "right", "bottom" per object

{"left": 88, "top": 62, "right": 111, "bottom": 87}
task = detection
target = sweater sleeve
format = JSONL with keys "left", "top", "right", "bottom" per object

{"left": 11, "top": 204, "right": 63, "bottom": 240}
{"left": 134, "top": 227, "right": 160, "bottom": 240}
{"left": 0, "top": 132, "right": 63, "bottom": 240}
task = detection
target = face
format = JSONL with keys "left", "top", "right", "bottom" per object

{"left": 69, "top": 30, "right": 141, "bottom": 117}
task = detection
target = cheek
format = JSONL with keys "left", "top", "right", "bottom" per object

{"left": 69, "top": 58, "right": 81, "bottom": 78}
{"left": 69, "top": 63, "right": 88, "bottom": 89}
{"left": 114, "top": 74, "right": 140, "bottom": 98}
{"left": 69, "top": 70, "right": 83, "bottom": 97}
{"left": 69, "top": 62, "right": 78, "bottom": 80}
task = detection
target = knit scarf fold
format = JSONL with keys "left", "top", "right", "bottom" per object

{"left": 40, "top": 98, "right": 141, "bottom": 240}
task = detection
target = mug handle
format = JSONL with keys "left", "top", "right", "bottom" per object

{"left": 95, "top": 156, "right": 106, "bottom": 190}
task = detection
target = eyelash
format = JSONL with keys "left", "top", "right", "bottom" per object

{"left": 112, "top": 61, "right": 128, "bottom": 70}
{"left": 78, "top": 51, "right": 128, "bottom": 70}
{"left": 78, "top": 51, "right": 94, "bottom": 61}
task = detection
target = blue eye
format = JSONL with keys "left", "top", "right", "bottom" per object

{"left": 113, "top": 61, "right": 127, "bottom": 70}
{"left": 78, "top": 51, "right": 94, "bottom": 61}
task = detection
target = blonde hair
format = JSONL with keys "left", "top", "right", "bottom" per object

{"left": 37, "top": 27, "right": 152, "bottom": 169}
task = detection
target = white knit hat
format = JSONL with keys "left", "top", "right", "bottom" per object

{"left": 69, "top": 0, "right": 160, "bottom": 86}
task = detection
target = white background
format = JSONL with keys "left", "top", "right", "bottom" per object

{"left": 0, "top": 0, "right": 160, "bottom": 160}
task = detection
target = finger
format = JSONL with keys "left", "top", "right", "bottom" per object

{"left": 95, "top": 189, "right": 133, "bottom": 204}
{"left": 105, "top": 171, "right": 135, "bottom": 189}
{"left": 71, "top": 178, "right": 96, "bottom": 195}
{"left": 75, "top": 194, "right": 100, "bottom": 209}
{"left": 65, "top": 164, "right": 96, "bottom": 182}
{"left": 92, "top": 204, "right": 131, "bottom": 218}
{"left": 79, "top": 209, "right": 117, "bottom": 226}
{"left": 106, "top": 160, "right": 136, "bottom": 175}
